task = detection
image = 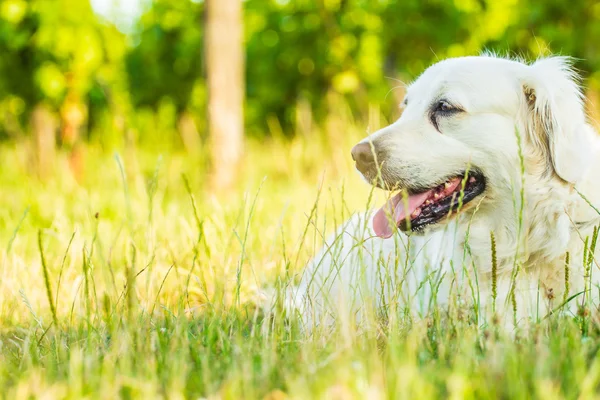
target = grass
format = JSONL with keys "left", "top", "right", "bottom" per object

{"left": 1, "top": 115, "right": 600, "bottom": 399}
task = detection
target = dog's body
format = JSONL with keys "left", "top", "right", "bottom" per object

{"left": 288, "top": 55, "right": 600, "bottom": 330}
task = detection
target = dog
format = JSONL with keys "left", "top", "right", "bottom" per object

{"left": 287, "top": 55, "right": 600, "bottom": 331}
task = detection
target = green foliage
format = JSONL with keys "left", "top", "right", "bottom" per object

{"left": 0, "top": 0, "right": 127, "bottom": 140}
{"left": 126, "top": 0, "right": 204, "bottom": 112}
{"left": 244, "top": 0, "right": 387, "bottom": 135}
{"left": 1, "top": 0, "right": 600, "bottom": 141}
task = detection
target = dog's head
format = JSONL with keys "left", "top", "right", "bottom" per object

{"left": 352, "top": 55, "right": 596, "bottom": 238}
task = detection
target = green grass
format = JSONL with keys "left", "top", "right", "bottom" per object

{"left": 1, "top": 120, "right": 600, "bottom": 399}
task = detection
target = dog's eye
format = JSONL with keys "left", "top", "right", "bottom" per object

{"left": 430, "top": 100, "right": 461, "bottom": 131}
{"left": 435, "top": 100, "right": 454, "bottom": 113}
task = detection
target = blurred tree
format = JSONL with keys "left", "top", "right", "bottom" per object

{"left": 125, "top": 0, "right": 204, "bottom": 152}
{"left": 243, "top": 0, "right": 475, "bottom": 136}
{"left": 245, "top": 0, "right": 385, "bottom": 136}
{"left": 205, "top": 0, "right": 244, "bottom": 190}
{"left": 2, "top": 0, "right": 600, "bottom": 149}
{"left": 0, "top": 0, "right": 126, "bottom": 177}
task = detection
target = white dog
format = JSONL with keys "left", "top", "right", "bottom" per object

{"left": 287, "top": 55, "right": 600, "bottom": 331}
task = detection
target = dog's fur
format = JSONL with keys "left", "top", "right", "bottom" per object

{"left": 287, "top": 55, "right": 600, "bottom": 330}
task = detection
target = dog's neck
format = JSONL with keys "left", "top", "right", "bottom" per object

{"left": 463, "top": 173, "right": 583, "bottom": 273}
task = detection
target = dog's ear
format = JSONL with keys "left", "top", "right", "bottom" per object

{"left": 521, "top": 56, "right": 594, "bottom": 184}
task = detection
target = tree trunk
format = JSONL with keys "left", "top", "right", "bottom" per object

{"left": 205, "top": 0, "right": 244, "bottom": 191}
{"left": 60, "top": 90, "right": 87, "bottom": 182}
{"left": 31, "top": 103, "right": 57, "bottom": 179}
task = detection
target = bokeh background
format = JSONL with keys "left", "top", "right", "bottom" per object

{"left": 2, "top": 0, "right": 600, "bottom": 184}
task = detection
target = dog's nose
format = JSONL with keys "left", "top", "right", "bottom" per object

{"left": 351, "top": 142, "right": 375, "bottom": 173}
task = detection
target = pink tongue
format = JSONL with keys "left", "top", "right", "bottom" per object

{"left": 372, "top": 190, "right": 433, "bottom": 238}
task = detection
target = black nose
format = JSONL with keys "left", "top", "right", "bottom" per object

{"left": 351, "top": 142, "right": 375, "bottom": 173}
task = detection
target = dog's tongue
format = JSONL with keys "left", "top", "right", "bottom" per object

{"left": 372, "top": 190, "right": 433, "bottom": 238}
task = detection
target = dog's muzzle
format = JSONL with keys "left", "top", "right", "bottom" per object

{"left": 351, "top": 143, "right": 376, "bottom": 175}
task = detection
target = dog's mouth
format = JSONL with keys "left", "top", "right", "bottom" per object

{"left": 372, "top": 171, "right": 486, "bottom": 238}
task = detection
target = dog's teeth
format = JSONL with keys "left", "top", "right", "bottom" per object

{"left": 444, "top": 182, "right": 452, "bottom": 189}
{"left": 434, "top": 193, "right": 441, "bottom": 199}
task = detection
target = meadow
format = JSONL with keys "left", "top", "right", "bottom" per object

{"left": 0, "top": 110, "right": 597, "bottom": 400}
{"left": 4, "top": 0, "right": 600, "bottom": 397}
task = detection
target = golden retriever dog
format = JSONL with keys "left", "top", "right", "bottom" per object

{"left": 287, "top": 55, "right": 600, "bottom": 331}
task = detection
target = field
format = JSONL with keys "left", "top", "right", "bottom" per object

{"left": 0, "top": 115, "right": 599, "bottom": 400}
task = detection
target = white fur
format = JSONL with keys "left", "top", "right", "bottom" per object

{"left": 286, "top": 55, "right": 600, "bottom": 331}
